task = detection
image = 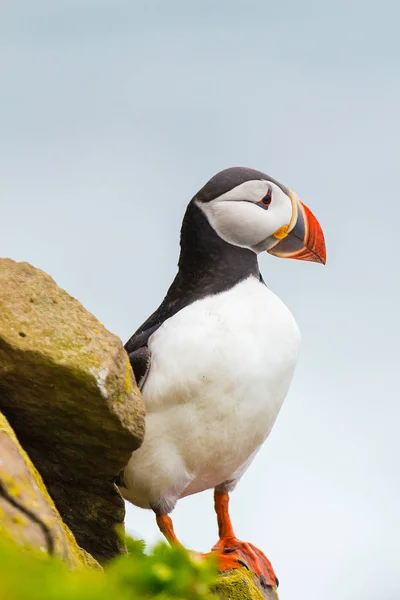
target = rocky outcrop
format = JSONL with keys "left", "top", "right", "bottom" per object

{"left": 0, "top": 259, "right": 145, "bottom": 563}
{"left": 0, "top": 411, "right": 99, "bottom": 568}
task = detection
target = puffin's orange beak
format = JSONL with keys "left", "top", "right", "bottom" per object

{"left": 267, "top": 191, "right": 326, "bottom": 264}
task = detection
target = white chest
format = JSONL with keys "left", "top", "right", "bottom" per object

{"left": 139, "top": 276, "right": 301, "bottom": 496}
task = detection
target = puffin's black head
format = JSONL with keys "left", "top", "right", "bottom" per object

{"left": 192, "top": 167, "right": 326, "bottom": 264}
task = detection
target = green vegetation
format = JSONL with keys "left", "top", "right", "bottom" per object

{"left": 0, "top": 536, "right": 219, "bottom": 600}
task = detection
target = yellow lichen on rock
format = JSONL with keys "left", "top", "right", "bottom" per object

{"left": 214, "top": 568, "right": 279, "bottom": 600}
{"left": 0, "top": 412, "right": 100, "bottom": 569}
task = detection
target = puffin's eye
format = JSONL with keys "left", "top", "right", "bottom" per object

{"left": 259, "top": 187, "right": 272, "bottom": 209}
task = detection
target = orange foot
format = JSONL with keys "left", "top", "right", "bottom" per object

{"left": 205, "top": 537, "right": 278, "bottom": 589}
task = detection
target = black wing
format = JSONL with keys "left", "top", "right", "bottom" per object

{"left": 125, "top": 322, "right": 161, "bottom": 390}
{"left": 124, "top": 272, "right": 188, "bottom": 389}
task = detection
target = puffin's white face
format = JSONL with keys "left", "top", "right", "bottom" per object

{"left": 195, "top": 175, "right": 326, "bottom": 264}
{"left": 196, "top": 179, "right": 294, "bottom": 254}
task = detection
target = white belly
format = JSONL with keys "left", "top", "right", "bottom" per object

{"left": 122, "top": 276, "right": 300, "bottom": 510}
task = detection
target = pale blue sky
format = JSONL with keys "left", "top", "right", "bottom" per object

{"left": 1, "top": 2, "right": 399, "bottom": 599}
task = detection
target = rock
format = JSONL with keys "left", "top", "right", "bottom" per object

{"left": 0, "top": 259, "right": 145, "bottom": 564}
{"left": 0, "top": 411, "right": 99, "bottom": 568}
{"left": 214, "top": 568, "right": 279, "bottom": 600}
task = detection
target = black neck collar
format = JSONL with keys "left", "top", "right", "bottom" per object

{"left": 165, "top": 201, "right": 259, "bottom": 304}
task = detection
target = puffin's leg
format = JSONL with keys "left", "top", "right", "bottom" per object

{"left": 213, "top": 488, "right": 236, "bottom": 541}
{"left": 155, "top": 513, "right": 182, "bottom": 546}
{"left": 211, "top": 489, "right": 278, "bottom": 589}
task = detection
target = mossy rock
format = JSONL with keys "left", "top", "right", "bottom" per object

{"left": 0, "top": 259, "right": 145, "bottom": 564}
{"left": 214, "top": 568, "right": 279, "bottom": 600}
{"left": 0, "top": 411, "right": 100, "bottom": 568}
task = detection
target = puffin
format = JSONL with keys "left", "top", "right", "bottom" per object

{"left": 120, "top": 167, "right": 326, "bottom": 588}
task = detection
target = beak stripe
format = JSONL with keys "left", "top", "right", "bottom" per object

{"left": 267, "top": 194, "right": 326, "bottom": 265}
